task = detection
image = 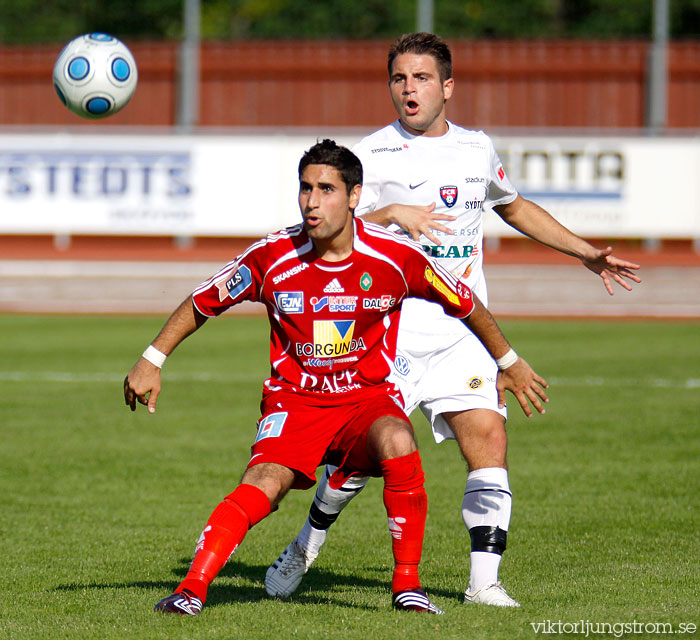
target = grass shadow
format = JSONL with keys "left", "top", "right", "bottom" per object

{"left": 54, "top": 557, "right": 462, "bottom": 610}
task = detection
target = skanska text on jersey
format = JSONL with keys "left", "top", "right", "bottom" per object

{"left": 272, "top": 262, "right": 310, "bottom": 285}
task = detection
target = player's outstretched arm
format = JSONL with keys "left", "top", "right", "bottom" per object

{"left": 361, "top": 203, "right": 455, "bottom": 245}
{"left": 494, "top": 196, "right": 641, "bottom": 295}
{"left": 124, "top": 297, "right": 207, "bottom": 414}
{"left": 579, "top": 246, "right": 641, "bottom": 295}
{"left": 462, "top": 296, "right": 549, "bottom": 417}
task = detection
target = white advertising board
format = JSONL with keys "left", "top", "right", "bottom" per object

{"left": 486, "top": 135, "right": 700, "bottom": 239}
{"left": 0, "top": 131, "right": 698, "bottom": 239}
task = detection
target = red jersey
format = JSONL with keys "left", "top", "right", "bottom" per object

{"left": 192, "top": 218, "right": 474, "bottom": 399}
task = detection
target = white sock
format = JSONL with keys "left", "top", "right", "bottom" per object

{"left": 461, "top": 467, "right": 512, "bottom": 592}
{"left": 296, "top": 519, "right": 327, "bottom": 558}
{"left": 296, "top": 466, "right": 369, "bottom": 557}
{"left": 469, "top": 552, "right": 502, "bottom": 593}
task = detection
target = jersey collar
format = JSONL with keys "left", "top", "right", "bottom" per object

{"left": 394, "top": 119, "right": 453, "bottom": 142}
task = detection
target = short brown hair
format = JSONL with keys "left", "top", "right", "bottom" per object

{"left": 387, "top": 32, "right": 452, "bottom": 83}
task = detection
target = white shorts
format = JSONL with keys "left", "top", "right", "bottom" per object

{"left": 388, "top": 317, "right": 507, "bottom": 444}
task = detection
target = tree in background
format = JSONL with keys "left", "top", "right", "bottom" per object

{"left": 1, "top": 0, "right": 699, "bottom": 43}
{"left": 0, "top": 0, "right": 181, "bottom": 43}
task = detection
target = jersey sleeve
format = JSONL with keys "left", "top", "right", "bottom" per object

{"left": 400, "top": 241, "right": 476, "bottom": 319}
{"left": 484, "top": 134, "right": 518, "bottom": 209}
{"left": 191, "top": 242, "right": 267, "bottom": 317}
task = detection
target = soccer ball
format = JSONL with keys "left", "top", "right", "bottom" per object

{"left": 53, "top": 33, "right": 138, "bottom": 119}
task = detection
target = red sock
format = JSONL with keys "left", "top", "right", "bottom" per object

{"left": 381, "top": 450, "right": 427, "bottom": 594}
{"left": 176, "top": 483, "right": 271, "bottom": 602}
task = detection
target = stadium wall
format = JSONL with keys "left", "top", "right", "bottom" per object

{"left": 1, "top": 39, "right": 700, "bottom": 128}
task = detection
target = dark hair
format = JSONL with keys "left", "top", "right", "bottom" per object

{"left": 388, "top": 32, "right": 452, "bottom": 83}
{"left": 298, "top": 139, "right": 363, "bottom": 195}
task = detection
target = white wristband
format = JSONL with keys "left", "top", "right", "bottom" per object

{"left": 495, "top": 348, "right": 518, "bottom": 370}
{"left": 142, "top": 345, "right": 167, "bottom": 368}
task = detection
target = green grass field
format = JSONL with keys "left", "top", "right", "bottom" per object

{"left": 1, "top": 314, "right": 698, "bottom": 640}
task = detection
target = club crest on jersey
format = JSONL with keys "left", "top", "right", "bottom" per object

{"left": 424, "top": 267, "right": 459, "bottom": 305}
{"left": 440, "top": 185, "right": 458, "bottom": 208}
{"left": 273, "top": 291, "right": 304, "bottom": 314}
{"left": 216, "top": 264, "right": 252, "bottom": 302}
{"left": 360, "top": 273, "right": 372, "bottom": 291}
{"left": 295, "top": 320, "right": 367, "bottom": 358}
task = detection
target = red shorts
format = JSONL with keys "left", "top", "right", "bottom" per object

{"left": 246, "top": 385, "right": 410, "bottom": 490}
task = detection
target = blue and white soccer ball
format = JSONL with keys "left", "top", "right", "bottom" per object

{"left": 53, "top": 33, "right": 138, "bottom": 119}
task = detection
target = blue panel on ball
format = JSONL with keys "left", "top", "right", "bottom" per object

{"left": 54, "top": 83, "right": 67, "bottom": 106}
{"left": 68, "top": 57, "right": 89, "bottom": 80}
{"left": 86, "top": 97, "right": 111, "bottom": 115}
{"left": 111, "top": 58, "right": 131, "bottom": 81}
{"left": 89, "top": 33, "right": 115, "bottom": 42}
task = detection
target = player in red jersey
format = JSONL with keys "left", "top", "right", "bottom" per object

{"left": 267, "top": 33, "right": 642, "bottom": 609}
{"left": 124, "top": 139, "right": 548, "bottom": 617}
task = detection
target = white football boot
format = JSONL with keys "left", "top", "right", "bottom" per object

{"left": 464, "top": 582, "right": 521, "bottom": 607}
{"left": 265, "top": 538, "right": 317, "bottom": 597}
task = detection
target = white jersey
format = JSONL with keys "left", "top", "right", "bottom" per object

{"left": 354, "top": 119, "right": 517, "bottom": 318}
{"left": 353, "top": 120, "right": 518, "bottom": 438}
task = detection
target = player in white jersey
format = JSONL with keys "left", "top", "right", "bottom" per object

{"left": 354, "top": 121, "right": 516, "bottom": 445}
{"left": 265, "top": 33, "right": 641, "bottom": 607}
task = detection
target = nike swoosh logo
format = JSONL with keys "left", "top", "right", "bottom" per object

{"left": 409, "top": 180, "right": 427, "bottom": 190}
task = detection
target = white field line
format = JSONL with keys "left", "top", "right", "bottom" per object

{"left": 548, "top": 375, "right": 700, "bottom": 389}
{"left": 0, "top": 371, "right": 253, "bottom": 383}
{"left": 1, "top": 371, "right": 698, "bottom": 388}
